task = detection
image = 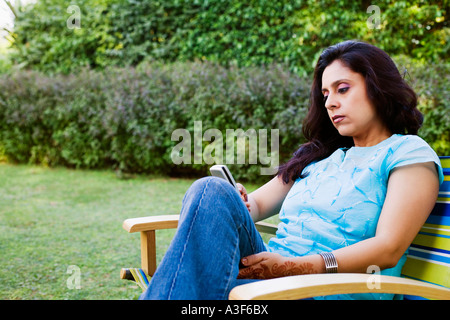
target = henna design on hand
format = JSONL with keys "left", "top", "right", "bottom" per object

{"left": 238, "top": 261, "right": 318, "bottom": 279}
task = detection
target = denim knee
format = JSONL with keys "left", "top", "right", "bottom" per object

{"left": 186, "top": 176, "right": 237, "bottom": 200}
{"left": 181, "top": 176, "right": 244, "bottom": 220}
{"left": 192, "top": 176, "right": 233, "bottom": 190}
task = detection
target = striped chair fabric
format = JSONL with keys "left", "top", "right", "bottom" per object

{"left": 401, "top": 156, "right": 450, "bottom": 299}
{"left": 127, "top": 268, "right": 151, "bottom": 292}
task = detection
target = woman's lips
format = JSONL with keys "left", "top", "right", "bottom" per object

{"left": 332, "top": 115, "right": 345, "bottom": 123}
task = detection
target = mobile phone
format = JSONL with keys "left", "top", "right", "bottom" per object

{"left": 209, "top": 165, "right": 239, "bottom": 193}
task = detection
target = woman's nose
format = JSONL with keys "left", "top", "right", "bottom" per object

{"left": 325, "top": 94, "right": 340, "bottom": 109}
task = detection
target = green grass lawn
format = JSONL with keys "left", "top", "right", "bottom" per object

{"left": 0, "top": 163, "right": 273, "bottom": 300}
{"left": 0, "top": 163, "right": 195, "bottom": 299}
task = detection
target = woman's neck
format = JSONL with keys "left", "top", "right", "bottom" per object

{"left": 352, "top": 128, "right": 393, "bottom": 147}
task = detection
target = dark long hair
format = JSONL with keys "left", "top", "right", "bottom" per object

{"left": 277, "top": 40, "right": 423, "bottom": 184}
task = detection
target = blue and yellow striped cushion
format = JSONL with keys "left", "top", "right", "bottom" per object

{"left": 402, "top": 156, "right": 450, "bottom": 299}
{"left": 129, "top": 268, "right": 151, "bottom": 291}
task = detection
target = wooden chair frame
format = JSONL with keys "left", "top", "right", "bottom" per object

{"left": 121, "top": 214, "right": 450, "bottom": 300}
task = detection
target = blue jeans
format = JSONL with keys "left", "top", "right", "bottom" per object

{"left": 140, "top": 176, "right": 267, "bottom": 300}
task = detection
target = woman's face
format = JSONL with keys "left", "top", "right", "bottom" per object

{"left": 321, "top": 59, "right": 391, "bottom": 147}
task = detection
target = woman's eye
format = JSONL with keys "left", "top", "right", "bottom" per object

{"left": 338, "top": 87, "right": 349, "bottom": 94}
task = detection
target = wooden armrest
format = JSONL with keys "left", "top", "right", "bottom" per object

{"left": 229, "top": 273, "right": 450, "bottom": 300}
{"left": 122, "top": 215, "right": 180, "bottom": 233}
{"left": 123, "top": 214, "right": 277, "bottom": 234}
{"left": 255, "top": 221, "right": 277, "bottom": 235}
{"left": 122, "top": 214, "right": 277, "bottom": 277}
{"left": 122, "top": 215, "right": 179, "bottom": 276}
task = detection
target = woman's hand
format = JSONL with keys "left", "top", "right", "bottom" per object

{"left": 237, "top": 252, "right": 317, "bottom": 279}
{"left": 236, "top": 183, "right": 251, "bottom": 212}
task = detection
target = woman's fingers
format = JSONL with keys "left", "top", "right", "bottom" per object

{"left": 236, "top": 183, "right": 250, "bottom": 210}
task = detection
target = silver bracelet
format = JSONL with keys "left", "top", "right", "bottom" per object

{"left": 319, "top": 252, "right": 338, "bottom": 273}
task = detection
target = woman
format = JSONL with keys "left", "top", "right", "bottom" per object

{"left": 140, "top": 41, "right": 443, "bottom": 300}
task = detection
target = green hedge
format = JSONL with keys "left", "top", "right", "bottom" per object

{"left": 0, "top": 62, "right": 307, "bottom": 182}
{"left": 8, "top": 0, "right": 448, "bottom": 75}
{"left": 0, "top": 59, "right": 448, "bottom": 182}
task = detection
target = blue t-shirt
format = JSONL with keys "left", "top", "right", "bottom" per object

{"left": 266, "top": 134, "right": 443, "bottom": 300}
